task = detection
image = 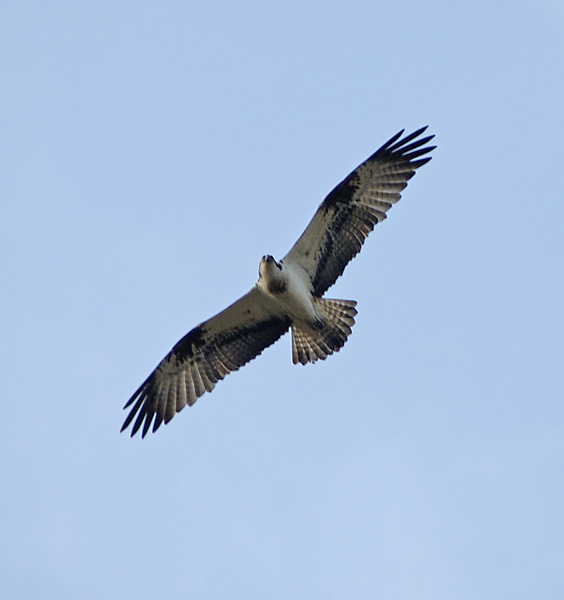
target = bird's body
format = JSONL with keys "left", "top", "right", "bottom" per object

{"left": 258, "top": 255, "right": 317, "bottom": 325}
{"left": 122, "top": 127, "right": 435, "bottom": 437}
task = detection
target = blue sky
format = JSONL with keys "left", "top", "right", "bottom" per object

{"left": 2, "top": 1, "right": 563, "bottom": 598}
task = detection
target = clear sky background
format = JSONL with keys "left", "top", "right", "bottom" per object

{"left": 2, "top": 1, "right": 563, "bottom": 598}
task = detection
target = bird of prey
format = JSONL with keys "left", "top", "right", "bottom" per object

{"left": 122, "top": 127, "right": 435, "bottom": 437}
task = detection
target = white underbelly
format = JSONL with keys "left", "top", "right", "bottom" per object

{"left": 279, "top": 286, "right": 316, "bottom": 323}
{"left": 257, "top": 259, "right": 318, "bottom": 324}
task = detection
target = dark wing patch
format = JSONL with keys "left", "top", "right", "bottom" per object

{"left": 284, "top": 127, "right": 435, "bottom": 296}
{"left": 122, "top": 297, "right": 290, "bottom": 438}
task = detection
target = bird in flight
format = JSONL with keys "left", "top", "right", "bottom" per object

{"left": 122, "top": 127, "right": 435, "bottom": 437}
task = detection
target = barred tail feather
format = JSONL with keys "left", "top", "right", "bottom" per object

{"left": 291, "top": 299, "right": 357, "bottom": 365}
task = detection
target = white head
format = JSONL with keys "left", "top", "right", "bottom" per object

{"left": 258, "top": 255, "right": 287, "bottom": 293}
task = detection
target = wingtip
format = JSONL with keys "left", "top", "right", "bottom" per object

{"left": 142, "top": 418, "right": 152, "bottom": 438}
{"left": 376, "top": 126, "right": 435, "bottom": 159}
{"left": 385, "top": 128, "right": 405, "bottom": 148}
{"left": 389, "top": 127, "right": 434, "bottom": 152}
{"left": 411, "top": 156, "right": 433, "bottom": 169}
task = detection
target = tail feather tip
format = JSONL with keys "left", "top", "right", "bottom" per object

{"left": 291, "top": 298, "right": 357, "bottom": 365}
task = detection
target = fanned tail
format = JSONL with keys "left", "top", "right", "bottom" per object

{"left": 291, "top": 299, "right": 357, "bottom": 365}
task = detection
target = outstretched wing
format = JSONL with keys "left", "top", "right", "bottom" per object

{"left": 122, "top": 287, "right": 290, "bottom": 437}
{"left": 284, "top": 127, "right": 435, "bottom": 296}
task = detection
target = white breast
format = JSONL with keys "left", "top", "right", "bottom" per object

{"left": 275, "top": 261, "right": 317, "bottom": 324}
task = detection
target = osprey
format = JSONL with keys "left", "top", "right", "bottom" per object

{"left": 122, "top": 127, "right": 435, "bottom": 437}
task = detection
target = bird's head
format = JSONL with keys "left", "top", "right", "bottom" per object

{"left": 258, "top": 255, "right": 283, "bottom": 278}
